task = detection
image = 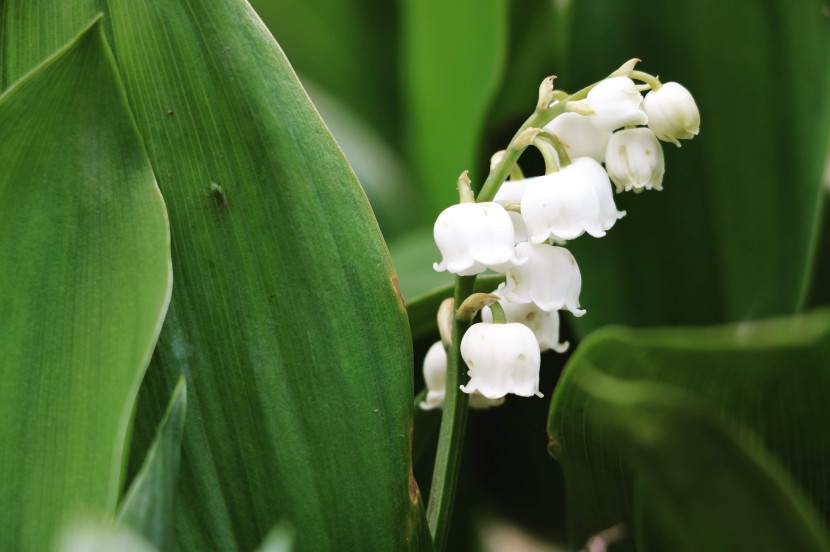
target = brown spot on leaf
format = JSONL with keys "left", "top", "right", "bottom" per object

{"left": 391, "top": 274, "right": 406, "bottom": 310}
{"left": 408, "top": 429, "right": 422, "bottom": 505}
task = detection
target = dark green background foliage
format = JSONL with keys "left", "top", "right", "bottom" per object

{"left": 1, "top": 0, "right": 829, "bottom": 550}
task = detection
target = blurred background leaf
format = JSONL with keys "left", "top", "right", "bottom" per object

{"left": 400, "top": 0, "right": 508, "bottom": 217}
{"left": 0, "top": 18, "right": 171, "bottom": 551}
{"left": 559, "top": 0, "right": 830, "bottom": 333}
{"left": 549, "top": 308, "right": 830, "bottom": 549}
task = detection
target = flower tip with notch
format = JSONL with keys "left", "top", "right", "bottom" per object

{"left": 610, "top": 58, "right": 641, "bottom": 77}
{"left": 537, "top": 75, "right": 557, "bottom": 110}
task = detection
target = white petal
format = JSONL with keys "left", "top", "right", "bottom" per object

{"left": 483, "top": 285, "right": 569, "bottom": 353}
{"left": 545, "top": 111, "right": 611, "bottom": 163}
{"left": 642, "top": 82, "right": 700, "bottom": 146}
{"left": 494, "top": 180, "right": 530, "bottom": 244}
{"left": 460, "top": 323, "right": 542, "bottom": 399}
{"left": 469, "top": 393, "right": 506, "bottom": 409}
{"left": 433, "top": 202, "right": 524, "bottom": 275}
{"left": 572, "top": 157, "right": 626, "bottom": 229}
{"left": 605, "top": 128, "right": 665, "bottom": 192}
{"left": 419, "top": 341, "right": 447, "bottom": 411}
{"left": 520, "top": 163, "right": 605, "bottom": 242}
{"left": 504, "top": 243, "right": 585, "bottom": 316}
{"left": 586, "top": 77, "right": 648, "bottom": 131}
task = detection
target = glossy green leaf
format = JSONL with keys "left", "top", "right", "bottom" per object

{"left": 401, "top": 0, "right": 509, "bottom": 216}
{"left": 247, "top": 0, "right": 400, "bottom": 145}
{"left": 117, "top": 378, "right": 187, "bottom": 552}
{"left": 0, "top": 1, "right": 98, "bottom": 87}
{"left": 300, "top": 79, "right": 421, "bottom": 237}
{"left": 0, "top": 18, "right": 171, "bottom": 552}
{"left": 561, "top": 0, "right": 830, "bottom": 333}
{"left": 77, "top": 1, "right": 428, "bottom": 550}
{"left": 549, "top": 308, "right": 830, "bottom": 548}
{"left": 577, "top": 371, "right": 830, "bottom": 552}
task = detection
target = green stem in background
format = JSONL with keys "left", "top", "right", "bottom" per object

{"left": 426, "top": 274, "right": 476, "bottom": 550}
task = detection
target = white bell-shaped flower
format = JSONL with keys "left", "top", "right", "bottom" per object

{"left": 605, "top": 128, "right": 665, "bottom": 192}
{"left": 482, "top": 285, "right": 569, "bottom": 353}
{"left": 544, "top": 111, "right": 611, "bottom": 163}
{"left": 433, "top": 202, "right": 526, "bottom": 276}
{"left": 419, "top": 341, "right": 505, "bottom": 410}
{"left": 521, "top": 157, "right": 623, "bottom": 242}
{"left": 420, "top": 341, "right": 447, "bottom": 411}
{"left": 504, "top": 242, "right": 585, "bottom": 316}
{"left": 460, "top": 322, "right": 542, "bottom": 399}
{"left": 642, "top": 82, "right": 700, "bottom": 147}
{"left": 578, "top": 156, "right": 627, "bottom": 230}
{"left": 494, "top": 179, "right": 529, "bottom": 244}
{"left": 586, "top": 77, "right": 648, "bottom": 131}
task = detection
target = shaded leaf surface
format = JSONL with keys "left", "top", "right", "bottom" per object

{"left": 118, "top": 378, "right": 187, "bottom": 552}
{"left": 562, "top": 0, "right": 830, "bottom": 334}
{"left": 549, "top": 309, "right": 830, "bottom": 548}
{"left": 0, "top": 19, "right": 171, "bottom": 551}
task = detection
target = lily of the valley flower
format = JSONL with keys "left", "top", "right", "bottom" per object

{"left": 433, "top": 202, "right": 526, "bottom": 276}
{"left": 494, "top": 179, "right": 530, "bottom": 244}
{"left": 605, "top": 128, "right": 665, "bottom": 192}
{"left": 504, "top": 242, "right": 585, "bottom": 316}
{"left": 521, "top": 157, "right": 624, "bottom": 242}
{"left": 585, "top": 77, "right": 648, "bottom": 131}
{"left": 482, "top": 285, "right": 569, "bottom": 353}
{"left": 460, "top": 323, "right": 542, "bottom": 399}
{"left": 544, "top": 111, "right": 611, "bottom": 163}
{"left": 642, "top": 82, "right": 700, "bottom": 146}
{"left": 420, "top": 342, "right": 505, "bottom": 410}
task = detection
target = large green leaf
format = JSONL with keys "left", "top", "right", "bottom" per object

{"left": 549, "top": 308, "right": 830, "bottom": 548}
{"left": 83, "top": 2, "right": 427, "bottom": 550}
{"left": 247, "top": 0, "right": 401, "bottom": 146}
{"left": 401, "top": 0, "right": 509, "bottom": 216}
{"left": 117, "top": 378, "right": 187, "bottom": 552}
{"left": 560, "top": 0, "right": 830, "bottom": 333}
{"left": 0, "top": 18, "right": 171, "bottom": 552}
{"left": 575, "top": 371, "right": 830, "bottom": 552}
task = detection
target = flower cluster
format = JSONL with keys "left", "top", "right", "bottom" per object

{"left": 420, "top": 61, "right": 699, "bottom": 410}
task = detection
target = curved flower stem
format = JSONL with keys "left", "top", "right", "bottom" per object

{"left": 476, "top": 81, "right": 596, "bottom": 203}
{"left": 426, "top": 274, "right": 475, "bottom": 550}
{"left": 425, "top": 71, "right": 610, "bottom": 549}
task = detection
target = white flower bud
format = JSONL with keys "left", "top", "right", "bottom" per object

{"left": 482, "top": 285, "right": 569, "bottom": 353}
{"left": 420, "top": 341, "right": 447, "bottom": 411}
{"left": 642, "top": 82, "right": 700, "bottom": 147}
{"left": 504, "top": 242, "right": 585, "bottom": 316}
{"left": 433, "top": 202, "right": 527, "bottom": 276}
{"left": 419, "top": 341, "right": 504, "bottom": 410}
{"left": 544, "top": 111, "right": 611, "bottom": 163}
{"left": 586, "top": 77, "right": 648, "bottom": 131}
{"left": 520, "top": 158, "right": 623, "bottom": 243}
{"left": 605, "top": 128, "right": 665, "bottom": 192}
{"left": 460, "top": 322, "right": 542, "bottom": 399}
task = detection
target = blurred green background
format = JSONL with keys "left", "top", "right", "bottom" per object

{"left": 249, "top": 0, "right": 830, "bottom": 550}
